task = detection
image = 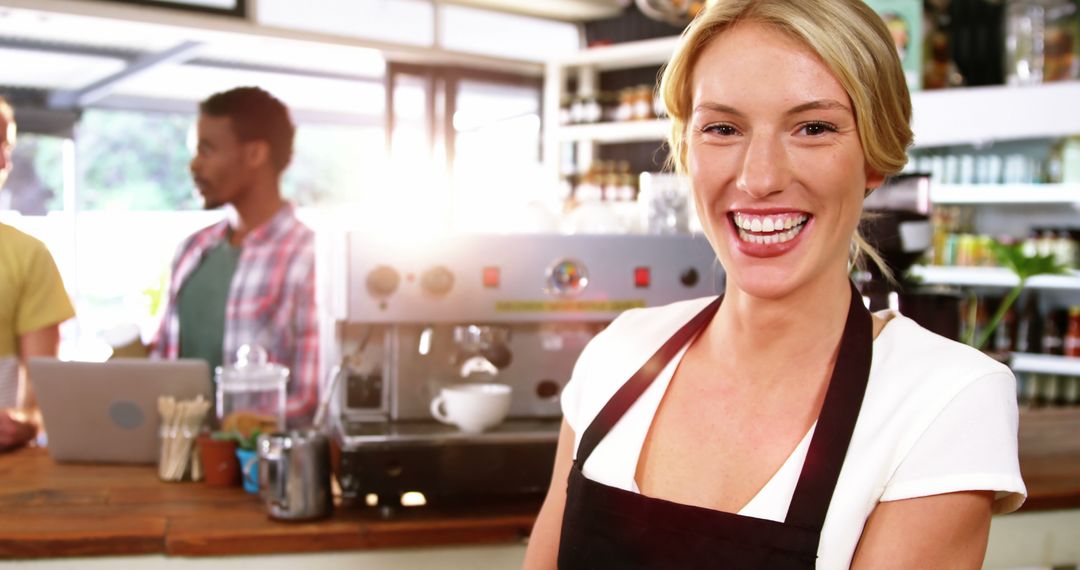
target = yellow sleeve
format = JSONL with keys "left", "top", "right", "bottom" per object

{"left": 15, "top": 239, "right": 75, "bottom": 336}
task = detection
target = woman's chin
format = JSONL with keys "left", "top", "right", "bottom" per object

{"left": 725, "top": 267, "right": 804, "bottom": 301}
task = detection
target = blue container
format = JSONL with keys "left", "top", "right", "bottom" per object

{"left": 236, "top": 448, "right": 259, "bottom": 494}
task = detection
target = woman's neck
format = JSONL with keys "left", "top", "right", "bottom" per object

{"left": 705, "top": 270, "right": 855, "bottom": 384}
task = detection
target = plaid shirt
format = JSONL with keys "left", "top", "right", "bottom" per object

{"left": 151, "top": 204, "right": 319, "bottom": 425}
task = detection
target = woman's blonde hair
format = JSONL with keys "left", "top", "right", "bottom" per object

{"left": 659, "top": 0, "right": 913, "bottom": 278}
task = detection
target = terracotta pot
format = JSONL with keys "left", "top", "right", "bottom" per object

{"left": 197, "top": 434, "right": 240, "bottom": 487}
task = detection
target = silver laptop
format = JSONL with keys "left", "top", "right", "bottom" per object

{"left": 29, "top": 358, "right": 212, "bottom": 464}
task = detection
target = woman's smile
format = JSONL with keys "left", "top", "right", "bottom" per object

{"left": 727, "top": 209, "right": 813, "bottom": 258}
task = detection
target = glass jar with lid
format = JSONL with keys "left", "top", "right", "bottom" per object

{"left": 216, "top": 344, "right": 289, "bottom": 435}
{"left": 1005, "top": 0, "right": 1079, "bottom": 85}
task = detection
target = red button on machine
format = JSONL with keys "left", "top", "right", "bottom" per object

{"left": 483, "top": 266, "right": 501, "bottom": 288}
{"left": 634, "top": 266, "right": 650, "bottom": 288}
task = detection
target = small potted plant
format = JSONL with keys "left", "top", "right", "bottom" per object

{"left": 196, "top": 431, "right": 241, "bottom": 487}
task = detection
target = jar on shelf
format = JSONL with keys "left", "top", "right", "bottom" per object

{"left": 216, "top": 344, "right": 289, "bottom": 436}
{"left": 599, "top": 91, "right": 619, "bottom": 123}
{"left": 631, "top": 85, "right": 654, "bottom": 121}
{"left": 615, "top": 88, "right": 634, "bottom": 122}
{"left": 581, "top": 94, "right": 603, "bottom": 124}
{"left": 1005, "top": 0, "right": 1079, "bottom": 85}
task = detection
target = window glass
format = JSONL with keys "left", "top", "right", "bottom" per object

{"left": 1, "top": 134, "right": 65, "bottom": 214}
{"left": 284, "top": 124, "right": 385, "bottom": 206}
{"left": 452, "top": 79, "right": 548, "bottom": 232}
{"left": 77, "top": 109, "right": 197, "bottom": 211}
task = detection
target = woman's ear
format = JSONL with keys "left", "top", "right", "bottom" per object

{"left": 864, "top": 164, "right": 886, "bottom": 196}
{"left": 865, "top": 163, "right": 886, "bottom": 192}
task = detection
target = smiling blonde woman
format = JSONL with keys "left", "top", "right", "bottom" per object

{"left": 524, "top": 1, "right": 1026, "bottom": 569}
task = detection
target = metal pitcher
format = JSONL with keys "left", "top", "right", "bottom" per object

{"left": 257, "top": 430, "right": 333, "bottom": 521}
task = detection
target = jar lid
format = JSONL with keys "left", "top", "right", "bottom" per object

{"left": 216, "top": 344, "right": 289, "bottom": 388}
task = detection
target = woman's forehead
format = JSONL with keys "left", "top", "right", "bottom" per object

{"left": 690, "top": 23, "right": 850, "bottom": 112}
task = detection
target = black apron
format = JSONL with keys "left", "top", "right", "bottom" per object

{"left": 557, "top": 283, "right": 872, "bottom": 569}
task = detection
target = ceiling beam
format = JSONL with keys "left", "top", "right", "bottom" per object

{"left": 47, "top": 40, "right": 203, "bottom": 108}
{"left": 0, "top": 36, "right": 382, "bottom": 83}
{"left": 439, "top": 0, "right": 626, "bottom": 22}
{"left": 0, "top": 0, "right": 544, "bottom": 76}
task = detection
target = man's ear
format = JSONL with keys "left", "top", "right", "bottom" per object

{"left": 243, "top": 140, "right": 271, "bottom": 169}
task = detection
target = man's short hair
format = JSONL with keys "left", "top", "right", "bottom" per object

{"left": 199, "top": 87, "right": 295, "bottom": 173}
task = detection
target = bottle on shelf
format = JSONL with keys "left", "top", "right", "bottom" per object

{"left": 1019, "top": 372, "right": 1039, "bottom": 407}
{"left": 1043, "top": 307, "right": 1066, "bottom": 356}
{"left": 994, "top": 303, "right": 1018, "bottom": 354}
{"left": 1016, "top": 292, "right": 1043, "bottom": 354}
{"left": 1065, "top": 306, "right": 1080, "bottom": 357}
{"left": 1063, "top": 136, "right": 1080, "bottom": 183}
{"left": 1063, "top": 375, "right": 1080, "bottom": 406}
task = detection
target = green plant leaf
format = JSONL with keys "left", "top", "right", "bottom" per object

{"left": 968, "top": 241, "right": 1072, "bottom": 350}
{"left": 989, "top": 242, "right": 1071, "bottom": 281}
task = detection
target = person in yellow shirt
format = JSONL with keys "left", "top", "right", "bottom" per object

{"left": 0, "top": 96, "right": 75, "bottom": 451}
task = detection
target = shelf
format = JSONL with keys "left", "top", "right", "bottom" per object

{"left": 1011, "top": 353, "right": 1080, "bottom": 376}
{"left": 910, "top": 81, "right": 1080, "bottom": 149}
{"left": 930, "top": 184, "right": 1080, "bottom": 205}
{"left": 557, "top": 119, "right": 670, "bottom": 144}
{"left": 547, "top": 34, "right": 1080, "bottom": 148}
{"left": 550, "top": 81, "right": 1080, "bottom": 148}
{"left": 909, "top": 265, "right": 1080, "bottom": 290}
{"left": 551, "top": 36, "right": 680, "bottom": 70}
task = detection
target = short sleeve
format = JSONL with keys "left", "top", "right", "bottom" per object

{"left": 880, "top": 371, "right": 1027, "bottom": 514}
{"left": 15, "top": 240, "right": 75, "bottom": 336}
{"left": 560, "top": 339, "right": 591, "bottom": 437}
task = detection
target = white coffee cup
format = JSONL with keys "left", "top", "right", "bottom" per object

{"left": 430, "top": 383, "right": 512, "bottom": 433}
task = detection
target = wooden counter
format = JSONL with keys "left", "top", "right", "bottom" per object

{"left": 0, "top": 447, "right": 538, "bottom": 559}
{"left": 2, "top": 422, "right": 1079, "bottom": 560}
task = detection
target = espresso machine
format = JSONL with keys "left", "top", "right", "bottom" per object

{"left": 320, "top": 233, "right": 722, "bottom": 510}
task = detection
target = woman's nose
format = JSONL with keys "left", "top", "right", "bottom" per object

{"left": 735, "top": 134, "right": 791, "bottom": 199}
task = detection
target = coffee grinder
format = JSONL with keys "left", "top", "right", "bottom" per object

{"left": 860, "top": 173, "right": 963, "bottom": 339}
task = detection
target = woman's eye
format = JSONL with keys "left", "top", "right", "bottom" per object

{"left": 799, "top": 122, "right": 837, "bottom": 136}
{"left": 702, "top": 124, "right": 738, "bottom": 136}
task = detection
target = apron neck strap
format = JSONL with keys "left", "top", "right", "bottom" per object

{"left": 576, "top": 296, "right": 722, "bottom": 464}
{"left": 784, "top": 281, "right": 873, "bottom": 531}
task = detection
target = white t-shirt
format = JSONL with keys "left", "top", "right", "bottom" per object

{"left": 561, "top": 296, "right": 1027, "bottom": 570}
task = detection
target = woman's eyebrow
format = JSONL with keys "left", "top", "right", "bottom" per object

{"left": 785, "top": 99, "right": 851, "bottom": 116}
{"left": 693, "top": 99, "right": 851, "bottom": 118}
{"left": 693, "top": 102, "right": 746, "bottom": 118}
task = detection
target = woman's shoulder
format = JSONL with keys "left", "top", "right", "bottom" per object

{"left": 589, "top": 296, "right": 717, "bottom": 354}
{"left": 561, "top": 295, "right": 717, "bottom": 434}
{"left": 874, "top": 312, "right": 1012, "bottom": 378}
{"left": 869, "top": 311, "right": 1014, "bottom": 410}
{"left": 607, "top": 295, "right": 717, "bottom": 333}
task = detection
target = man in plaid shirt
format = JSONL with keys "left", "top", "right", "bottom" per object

{"left": 151, "top": 87, "right": 318, "bottom": 427}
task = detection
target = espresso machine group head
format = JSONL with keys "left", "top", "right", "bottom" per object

{"left": 321, "top": 233, "right": 722, "bottom": 511}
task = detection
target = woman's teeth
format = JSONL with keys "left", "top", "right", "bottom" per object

{"left": 733, "top": 212, "right": 809, "bottom": 245}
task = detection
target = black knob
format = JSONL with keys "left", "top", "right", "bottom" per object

{"left": 480, "top": 342, "right": 513, "bottom": 370}
{"left": 366, "top": 265, "right": 400, "bottom": 297}
{"left": 680, "top": 268, "right": 700, "bottom": 287}
{"left": 421, "top": 265, "right": 455, "bottom": 297}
